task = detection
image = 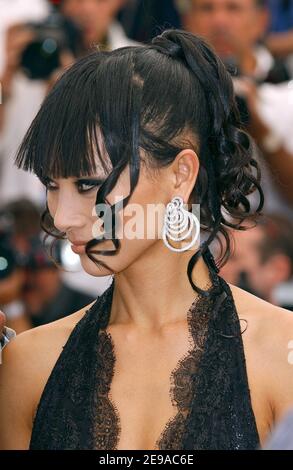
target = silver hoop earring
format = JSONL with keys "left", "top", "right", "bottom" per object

{"left": 162, "top": 196, "right": 200, "bottom": 252}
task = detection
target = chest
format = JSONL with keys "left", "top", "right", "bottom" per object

{"left": 30, "top": 294, "right": 262, "bottom": 450}
{"left": 94, "top": 322, "right": 201, "bottom": 450}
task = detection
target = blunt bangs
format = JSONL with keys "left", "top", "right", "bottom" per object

{"left": 15, "top": 47, "right": 144, "bottom": 182}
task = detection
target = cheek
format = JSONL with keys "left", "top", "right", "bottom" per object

{"left": 234, "top": 13, "right": 251, "bottom": 37}
{"left": 187, "top": 15, "right": 211, "bottom": 35}
{"left": 80, "top": 236, "right": 156, "bottom": 276}
{"left": 109, "top": 178, "right": 166, "bottom": 242}
{"left": 82, "top": 204, "right": 164, "bottom": 276}
{"left": 119, "top": 204, "right": 165, "bottom": 242}
{"left": 82, "top": 167, "right": 169, "bottom": 274}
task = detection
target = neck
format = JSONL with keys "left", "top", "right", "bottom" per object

{"left": 109, "top": 240, "right": 213, "bottom": 331}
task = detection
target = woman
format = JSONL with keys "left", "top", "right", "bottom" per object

{"left": 1, "top": 29, "right": 293, "bottom": 450}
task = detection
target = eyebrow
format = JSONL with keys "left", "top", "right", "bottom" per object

{"left": 40, "top": 176, "right": 106, "bottom": 185}
{"left": 75, "top": 177, "right": 106, "bottom": 185}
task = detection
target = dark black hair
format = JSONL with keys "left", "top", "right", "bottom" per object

{"left": 15, "top": 29, "right": 264, "bottom": 296}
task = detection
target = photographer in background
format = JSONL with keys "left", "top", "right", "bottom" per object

{"left": 0, "top": 198, "right": 44, "bottom": 333}
{"left": 0, "top": 0, "right": 136, "bottom": 300}
{"left": 180, "top": 0, "right": 290, "bottom": 83}
{"left": 179, "top": 0, "right": 293, "bottom": 214}
{"left": 21, "top": 235, "right": 96, "bottom": 328}
{"left": 0, "top": 0, "right": 137, "bottom": 206}
{"left": 60, "top": 0, "right": 136, "bottom": 52}
{"left": 0, "top": 0, "right": 50, "bottom": 206}
{"left": 219, "top": 214, "right": 293, "bottom": 310}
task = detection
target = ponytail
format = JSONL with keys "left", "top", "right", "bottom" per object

{"left": 151, "top": 30, "right": 264, "bottom": 294}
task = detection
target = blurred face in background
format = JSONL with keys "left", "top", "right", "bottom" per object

{"left": 182, "top": 0, "right": 269, "bottom": 59}
{"left": 219, "top": 226, "right": 292, "bottom": 301}
{"left": 220, "top": 226, "right": 264, "bottom": 285}
{"left": 61, "top": 0, "right": 123, "bottom": 45}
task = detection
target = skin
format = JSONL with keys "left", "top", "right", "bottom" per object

{"left": 0, "top": 148, "right": 293, "bottom": 450}
{"left": 61, "top": 0, "right": 124, "bottom": 48}
{"left": 265, "top": 31, "right": 293, "bottom": 59}
{"left": 181, "top": 0, "right": 293, "bottom": 207}
{"left": 0, "top": 0, "right": 124, "bottom": 131}
{"left": 220, "top": 226, "right": 292, "bottom": 303}
{"left": 182, "top": 0, "right": 269, "bottom": 74}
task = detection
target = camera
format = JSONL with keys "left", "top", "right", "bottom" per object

{"left": 20, "top": 11, "right": 82, "bottom": 80}
{"left": 0, "top": 232, "right": 26, "bottom": 281}
{"left": 0, "top": 230, "right": 62, "bottom": 282}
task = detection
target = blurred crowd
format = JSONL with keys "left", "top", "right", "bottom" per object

{"left": 0, "top": 0, "right": 293, "bottom": 333}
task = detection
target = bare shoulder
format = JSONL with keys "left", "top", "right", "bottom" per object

{"left": 228, "top": 283, "right": 293, "bottom": 342}
{"left": 0, "top": 300, "right": 96, "bottom": 432}
{"left": 228, "top": 283, "right": 293, "bottom": 425}
{"left": 2, "top": 298, "right": 96, "bottom": 367}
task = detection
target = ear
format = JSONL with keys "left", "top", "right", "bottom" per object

{"left": 171, "top": 149, "right": 200, "bottom": 203}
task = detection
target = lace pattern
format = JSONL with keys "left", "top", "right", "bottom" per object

{"left": 92, "top": 278, "right": 214, "bottom": 450}
{"left": 29, "top": 266, "right": 260, "bottom": 450}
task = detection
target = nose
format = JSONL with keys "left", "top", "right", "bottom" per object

{"left": 52, "top": 193, "right": 86, "bottom": 234}
{"left": 212, "top": 10, "right": 230, "bottom": 30}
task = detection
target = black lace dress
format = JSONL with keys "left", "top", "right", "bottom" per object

{"left": 29, "top": 257, "right": 260, "bottom": 450}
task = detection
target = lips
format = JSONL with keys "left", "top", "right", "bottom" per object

{"left": 70, "top": 241, "right": 87, "bottom": 246}
{"left": 71, "top": 243, "right": 86, "bottom": 255}
{"left": 69, "top": 240, "right": 88, "bottom": 255}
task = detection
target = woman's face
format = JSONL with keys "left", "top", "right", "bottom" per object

{"left": 46, "top": 162, "right": 176, "bottom": 277}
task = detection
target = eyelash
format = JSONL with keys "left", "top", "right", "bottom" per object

{"left": 44, "top": 180, "right": 101, "bottom": 193}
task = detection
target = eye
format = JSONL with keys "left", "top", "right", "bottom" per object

{"left": 40, "top": 177, "right": 58, "bottom": 191}
{"left": 76, "top": 179, "right": 103, "bottom": 193}
{"left": 77, "top": 182, "right": 97, "bottom": 192}
{"left": 47, "top": 182, "right": 58, "bottom": 190}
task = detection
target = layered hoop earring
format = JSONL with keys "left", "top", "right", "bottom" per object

{"left": 162, "top": 196, "right": 200, "bottom": 252}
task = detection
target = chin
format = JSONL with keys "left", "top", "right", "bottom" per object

{"left": 79, "top": 252, "right": 115, "bottom": 277}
